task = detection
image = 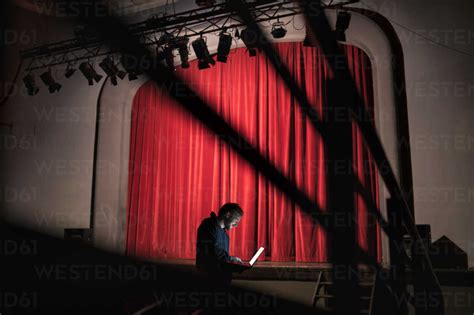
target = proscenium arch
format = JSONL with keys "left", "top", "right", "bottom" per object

{"left": 92, "top": 8, "right": 413, "bottom": 266}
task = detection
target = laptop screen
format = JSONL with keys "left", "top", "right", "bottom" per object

{"left": 249, "top": 247, "right": 265, "bottom": 265}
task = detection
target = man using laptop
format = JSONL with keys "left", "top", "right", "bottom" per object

{"left": 196, "top": 203, "right": 244, "bottom": 287}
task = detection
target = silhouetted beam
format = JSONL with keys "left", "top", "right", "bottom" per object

{"left": 297, "top": 0, "right": 443, "bottom": 313}
{"left": 352, "top": 179, "right": 412, "bottom": 264}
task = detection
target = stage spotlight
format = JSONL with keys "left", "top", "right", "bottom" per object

{"left": 240, "top": 28, "right": 259, "bottom": 57}
{"left": 177, "top": 46, "right": 189, "bottom": 69}
{"left": 40, "top": 70, "right": 62, "bottom": 93}
{"left": 334, "top": 11, "right": 351, "bottom": 42}
{"left": 64, "top": 63, "right": 76, "bottom": 78}
{"left": 99, "top": 57, "right": 126, "bottom": 86}
{"left": 271, "top": 22, "right": 287, "bottom": 39}
{"left": 191, "top": 37, "right": 215, "bottom": 70}
{"left": 120, "top": 54, "right": 143, "bottom": 81}
{"left": 79, "top": 62, "right": 103, "bottom": 86}
{"left": 174, "top": 37, "right": 189, "bottom": 69}
{"left": 217, "top": 32, "right": 232, "bottom": 63}
{"left": 156, "top": 46, "right": 175, "bottom": 71}
{"left": 198, "top": 59, "right": 210, "bottom": 70}
{"left": 164, "top": 47, "right": 176, "bottom": 71}
{"left": 22, "top": 73, "right": 39, "bottom": 96}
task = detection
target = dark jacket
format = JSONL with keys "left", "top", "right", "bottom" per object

{"left": 196, "top": 212, "right": 232, "bottom": 285}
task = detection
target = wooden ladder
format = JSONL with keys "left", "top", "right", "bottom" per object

{"left": 311, "top": 269, "right": 377, "bottom": 314}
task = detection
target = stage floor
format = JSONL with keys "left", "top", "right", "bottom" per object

{"left": 155, "top": 259, "right": 474, "bottom": 285}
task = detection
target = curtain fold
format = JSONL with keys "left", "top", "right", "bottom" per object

{"left": 126, "top": 42, "right": 381, "bottom": 262}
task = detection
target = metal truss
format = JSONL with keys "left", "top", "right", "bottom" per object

{"left": 21, "top": 0, "right": 358, "bottom": 71}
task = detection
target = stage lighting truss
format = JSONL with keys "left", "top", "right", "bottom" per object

{"left": 19, "top": 1, "right": 358, "bottom": 83}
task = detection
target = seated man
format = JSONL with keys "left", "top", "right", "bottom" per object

{"left": 195, "top": 203, "right": 243, "bottom": 288}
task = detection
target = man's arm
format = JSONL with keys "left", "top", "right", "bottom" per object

{"left": 229, "top": 257, "right": 242, "bottom": 263}
{"left": 198, "top": 224, "right": 230, "bottom": 262}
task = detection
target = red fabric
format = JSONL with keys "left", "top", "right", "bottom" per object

{"left": 126, "top": 42, "right": 381, "bottom": 262}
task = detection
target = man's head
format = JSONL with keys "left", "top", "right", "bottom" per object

{"left": 217, "top": 203, "right": 243, "bottom": 231}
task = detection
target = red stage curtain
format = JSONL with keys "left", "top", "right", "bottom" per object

{"left": 126, "top": 42, "right": 381, "bottom": 262}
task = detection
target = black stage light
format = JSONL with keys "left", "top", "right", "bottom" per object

{"left": 217, "top": 32, "right": 232, "bottom": 63}
{"left": 271, "top": 22, "right": 287, "bottom": 39}
{"left": 334, "top": 11, "right": 351, "bottom": 42}
{"left": 22, "top": 73, "right": 39, "bottom": 96}
{"left": 40, "top": 70, "right": 62, "bottom": 93}
{"left": 174, "top": 37, "right": 189, "bottom": 69}
{"left": 240, "top": 28, "right": 258, "bottom": 57}
{"left": 64, "top": 63, "right": 76, "bottom": 78}
{"left": 117, "top": 69, "right": 126, "bottom": 79}
{"left": 177, "top": 46, "right": 189, "bottom": 69}
{"left": 156, "top": 47, "right": 175, "bottom": 71}
{"left": 191, "top": 37, "right": 215, "bottom": 70}
{"left": 99, "top": 57, "right": 126, "bottom": 86}
{"left": 198, "top": 59, "right": 210, "bottom": 70}
{"left": 120, "top": 54, "right": 143, "bottom": 81}
{"left": 163, "top": 46, "right": 176, "bottom": 71}
{"left": 79, "top": 62, "right": 103, "bottom": 85}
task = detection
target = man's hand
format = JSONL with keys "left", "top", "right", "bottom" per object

{"left": 230, "top": 256, "right": 242, "bottom": 263}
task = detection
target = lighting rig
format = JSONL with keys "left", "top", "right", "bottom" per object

{"left": 20, "top": 0, "right": 356, "bottom": 95}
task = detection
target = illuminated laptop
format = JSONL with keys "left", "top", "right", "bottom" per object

{"left": 249, "top": 246, "right": 265, "bottom": 266}
{"left": 229, "top": 246, "right": 264, "bottom": 267}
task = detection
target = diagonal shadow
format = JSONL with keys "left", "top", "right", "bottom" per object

{"left": 0, "top": 220, "right": 333, "bottom": 314}
{"left": 296, "top": 0, "right": 418, "bottom": 253}
{"left": 76, "top": 0, "right": 390, "bottom": 269}
{"left": 296, "top": 0, "right": 442, "bottom": 291}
